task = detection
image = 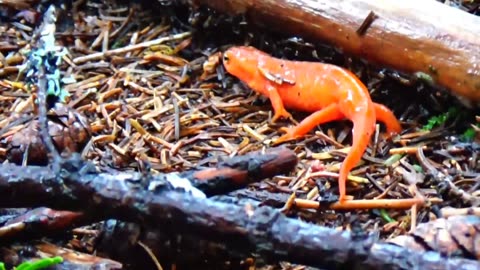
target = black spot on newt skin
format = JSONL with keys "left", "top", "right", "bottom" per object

{"left": 280, "top": 63, "right": 284, "bottom": 68}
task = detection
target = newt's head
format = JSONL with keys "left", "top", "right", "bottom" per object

{"left": 223, "top": 46, "right": 265, "bottom": 81}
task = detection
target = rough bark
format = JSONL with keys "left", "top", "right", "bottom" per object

{"left": 190, "top": 0, "right": 480, "bottom": 106}
{"left": 0, "top": 147, "right": 297, "bottom": 209}
{"left": 0, "top": 158, "right": 479, "bottom": 269}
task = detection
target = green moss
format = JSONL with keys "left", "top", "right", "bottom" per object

{"left": 462, "top": 124, "right": 479, "bottom": 141}
{"left": 422, "top": 107, "right": 459, "bottom": 131}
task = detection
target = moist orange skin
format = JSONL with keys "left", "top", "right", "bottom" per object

{"left": 223, "top": 46, "right": 402, "bottom": 202}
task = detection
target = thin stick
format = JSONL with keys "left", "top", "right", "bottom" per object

{"left": 73, "top": 32, "right": 192, "bottom": 64}
{"left": 294, "top": 198, "right": 424, "bottom": 210}
{"left": 417, "top": 147, "right": 479, "bottom": 205}
{"left": 35, "top": 6, "right": 61, "bottom": 167}
{"left": 356, "top": 11, "right": 378, "bottom": 36}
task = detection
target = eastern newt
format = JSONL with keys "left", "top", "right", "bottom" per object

{"left": 222, "top": 46, "right": 402, "bottom": 202}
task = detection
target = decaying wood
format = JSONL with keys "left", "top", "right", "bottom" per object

{"left": 227, "top": 188, "right": 480, "bottom": 261}
{"left": 0, "top": 156, "right": 478, "bottom": 269}
{"left": 0, "top": 147, "right": 297, "bottom": 209}
{"left": 388, "top": 215, "right": 480, "bottom": 260}
{"left": 190, "top": 0, "right": 480, "bottom": 106}
{"left": 0, "top": 207, "right": 87, "bottom": 240}
{"left": 4, "top": 103, "right": 92, "bottom": 166}
{"left": 182, "top": 146, "right": 298, "bottom": 195}
{"left": 96, "top": 220, "right": 253, "bottom": 269}
{"left": 0, "top": 147, "right": 297, "bottom": 240}
{"left": 96, "top": 214, "right": 480, "bottom": 269}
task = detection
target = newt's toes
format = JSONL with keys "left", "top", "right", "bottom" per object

{"left": 273, "top": 127, "right": 300, "bottom": 145}
{"left": 382, "top": 130, "right": 400, "bottom": 140}
{"left": 385, "top": 124, "right": 402, "bottom": 139}
{"left": 272, "top": 111, "right": 293, "bottom": 123}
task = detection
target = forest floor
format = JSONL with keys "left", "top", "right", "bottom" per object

{"left": 0, "top": 0, "right": 479, "bottom": 269}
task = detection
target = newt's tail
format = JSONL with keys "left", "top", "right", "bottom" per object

{"left": 338, "top": 108, "right": 376, "bottom": 201}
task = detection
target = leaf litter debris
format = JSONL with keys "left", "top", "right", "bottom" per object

{"left": 0, "top": 0, "right": 479, "bottom": 268}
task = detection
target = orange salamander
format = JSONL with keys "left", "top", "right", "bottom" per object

{"left": 222, "top": 46, "right": 402, "bottom": 202}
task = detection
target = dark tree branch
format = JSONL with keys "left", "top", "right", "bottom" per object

{"left": 0, "top": 149, "right": 478, "bottom": 269}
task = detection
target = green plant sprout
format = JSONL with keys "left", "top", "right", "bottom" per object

{"left": 0, "top": 256, "right": 63, "bottom": 270}
{"left": 462, "top": 124, "right": 479, "bottom": 141}
{"left": 422, "top": 107, "right": 459, "bottom": 131}
{"left": 379, "top": 209, "right": 395, "bottom": 223}
{"left": 421, "top": 107, "right": 478, "bottom": 141}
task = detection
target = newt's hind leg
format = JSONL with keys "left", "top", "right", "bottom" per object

{"left": 373, "top": 103, "right": 402, "bottom": 136}
{"left": 274, "top": 103, "right": 344, "bottom": 144}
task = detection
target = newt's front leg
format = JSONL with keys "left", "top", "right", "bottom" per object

{"left": 274, "top": 103, "right": 344, "bottom": 144}
{"left": 265, "top": 84, "right": 293, "bottom": 122}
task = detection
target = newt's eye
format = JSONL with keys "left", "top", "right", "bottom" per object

{"left": 223, "top": 54, "right": 229, "bottom": 63}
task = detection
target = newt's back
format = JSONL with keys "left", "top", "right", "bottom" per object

{"left": 269, "top": 60, "right": 372, "bottom": 114}
{"left": 223, "top": 46, "right": 372, "bottom": 114}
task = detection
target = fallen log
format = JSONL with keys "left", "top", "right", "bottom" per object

{"left": 96, "top": 215, "right": 480, "bottom": 269}
{"left": 0, "top": 157, "right": 479, "bottom": 269}
{"left": 189, "top": 0, "right": 480, "bottom": 106}
{"left": 0, "top": 147, "right": 297, "bottom": 239}
{"left": 0, "top": 147, "right": 297, "bottom": 209}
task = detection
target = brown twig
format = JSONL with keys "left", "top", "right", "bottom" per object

{"left": 295, "top": 198, "right": 424, "bottom": 210}
{"left": 184, "top": 147, "right": 298, "bottom": 195}
{"left": 416, "top": 147, "right": 480, "bottom": 206}
{"left": 72, "top": 32, "right": 192, "bottom": 64}
{"left": 356, "top": 11, "right": 379, "bottom": 36}
{"left": 32, "top": 6, "right": 62, "bottom": 168}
